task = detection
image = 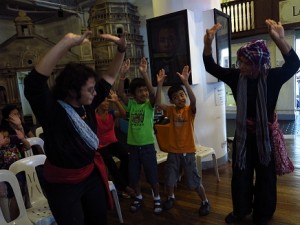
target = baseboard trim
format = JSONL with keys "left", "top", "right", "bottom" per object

{"left": 277, "top": 114, "right": 296, "bottom": 120}
{"left": 226, "top": 113, "right": 296, "bottom": 121}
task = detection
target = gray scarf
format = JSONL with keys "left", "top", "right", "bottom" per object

{"left": 235, "top": 74, "right": 272, "bottom": 169}
{"left": 58, "top": 100, "right": 99, "bottom": 150}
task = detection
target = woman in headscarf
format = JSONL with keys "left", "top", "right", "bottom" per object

{"left": 203, "top": 19, "right": 300, "bottom": 225}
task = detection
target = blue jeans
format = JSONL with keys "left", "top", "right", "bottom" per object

{"left": 128, "top": 144, "right": 159, "bottom": 185}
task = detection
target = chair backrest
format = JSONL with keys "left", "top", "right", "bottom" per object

{"left": 26, "top": 137, "right": 45, "bottom": 154}
{"left": 0, "top": 170, "right": 32, "bottom": 225}
{"left": 24, "top": 148, "right": 34, "bottom": 157}
{"left": 9, "top": 155, "right": 47, "bottom": 207}
{"left": 35, "top": 126, "right": 44, "bottom": 138}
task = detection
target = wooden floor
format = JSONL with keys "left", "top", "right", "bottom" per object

{"left": 107, "top": 136, "right": 300, "bottom": 225}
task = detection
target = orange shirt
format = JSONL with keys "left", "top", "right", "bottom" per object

{"left": 165, "top": 105, "right": 196, "bottom": 153}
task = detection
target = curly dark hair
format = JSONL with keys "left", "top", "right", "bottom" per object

{"left": 129, "top": 78, "right": 146, "bottom": 96}
{"left": 52, "top": 62, "right": 97, "bottom": 100}
{"left": 167, "top": 85, "right": 185, "bottom": 100}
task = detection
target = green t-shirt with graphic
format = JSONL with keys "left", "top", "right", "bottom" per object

{"left": 126, "top": 99, "right": 155, "bottom": 145}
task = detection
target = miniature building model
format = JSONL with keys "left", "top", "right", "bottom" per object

{"left": 88, "top": 0, "right": 145, "bottom": 84}
{"left": 0, "top": 11, "right": 82, "bottom": 121}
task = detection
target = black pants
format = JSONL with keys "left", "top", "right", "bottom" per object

{"left": 231, "top": 133, "right": 277, "bottom": 220}
{"left": 44, "top": 170, "right": 108, "bottom": 225}
{"left": 99, "top": 141, "right": 129, "bottom": 191}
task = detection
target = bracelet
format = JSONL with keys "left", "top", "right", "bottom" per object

{"left": 117, "top": 45, "right": 126, "bottom": 53}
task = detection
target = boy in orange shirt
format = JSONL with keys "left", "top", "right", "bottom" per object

{"left": 156, "top": 65, "right": 210, "bottom": 216}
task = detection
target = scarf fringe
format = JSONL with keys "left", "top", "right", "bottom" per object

{"left": 235, "top": 73, "right": 271, "bottom": 169}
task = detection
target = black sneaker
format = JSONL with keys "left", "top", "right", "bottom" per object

{"left": 225, "top": 212, "right": 246, "bottom": 224}
{"left": 252, "top": 214, "right": 270, "bottom": 225}
{"left": 199, "top": 201, "right": 210, "bottom": 216}
{"left": 163, "top": 197, "right": 175, "bottom": 210}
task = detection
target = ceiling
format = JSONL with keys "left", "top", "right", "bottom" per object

{"left": 0, "top": 0, "right": 95, "bottom": 24}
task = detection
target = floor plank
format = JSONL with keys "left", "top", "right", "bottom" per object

{"left": 107, "top": 137, "right": 300, "bottom": 225}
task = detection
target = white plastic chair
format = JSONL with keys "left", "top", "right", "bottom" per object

{"left": 35, "top": 127, "right": 44, "bottom": 138}
{"left": 9, "top": 155, "right": 56, "bottom": 225}
{"left": 109, "top": 181, "right": 124, "bottom": 224}
{"left": 24, "top": 148, "right": 34, "bottom": 157}
{"left": 27, "top": 137, "right": 45, "bottom": 154}
{"left": 196, "top": 145, "right": 220, "bottom": 182}
{"left": 0, "top": 170, "right": 32, "bottom": 225}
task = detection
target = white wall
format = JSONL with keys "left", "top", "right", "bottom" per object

{"left": 146, "top": 0, "right": 228, "bottom": 164}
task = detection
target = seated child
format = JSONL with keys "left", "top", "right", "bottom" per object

{"left": 0, "top": 127, "right": 31, "bottom": 220}
{"left": 1, "top": 104, "right": 43, "bottom": 154}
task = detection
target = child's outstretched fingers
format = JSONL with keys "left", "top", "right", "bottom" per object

{"left": 176, "top": 65, "right": 191, "bottom": 82}
{"left": 157, "top": 69, "right": 167, "bottom": 85}
{"left": 139, "top": 57, "right": 148, "bottom": 74}
{"left": 120, "top": 58, "right": 130, "bottom": 76}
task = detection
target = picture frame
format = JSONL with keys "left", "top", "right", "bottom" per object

{"left": 203, "top": 8, "right": 231, "bottom": 83}
{"left": 214, "top": 8, "right": 231, "bottom": 69}
{"left": 146, "top": 10, "right": 192, "bottom": 86}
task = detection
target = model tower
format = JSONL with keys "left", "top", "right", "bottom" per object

{"left": 88, "top": 0, "right": 144, "bottom": 84}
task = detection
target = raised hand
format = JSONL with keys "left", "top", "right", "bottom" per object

{"left": 204, "top": 23, "right": 222, "bottom": 46}
{"left": 176, "top": 65, "right": 191, "bottom": 83}
{"left": 119, "top": 58, "right": 130, "bottom": 79}
{"left": 265, "top": 19, "right": 291, "bottom": 54}
{"left": 265, "top": 19, "right": 285, "bottom": 40}
{"left": 64, "top": 30, "right": 92, "bottom": 47}
{"left": 108, "top": 90, "right": 119, "bottom": 102}
{"left": 157, "top": 69, "right": 167, "bottom": 86}
{"left": 139, "top": 57, "right": 148, "bottom": 75}
{"left": 15, "top": 129, "right": 25, "bottom": 140}
{"left": 9, "top": 114, "right": 22, "bottom": 127}
{"left": 100, "top": 32, "right": 127, "bottom": 50}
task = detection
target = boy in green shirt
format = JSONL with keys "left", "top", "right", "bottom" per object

{"left": 118, "top": 57, "right": 164, "bottom": 214}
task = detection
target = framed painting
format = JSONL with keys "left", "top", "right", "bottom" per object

{"left": 146, "top": 10, "right": 192, "bottom": 86}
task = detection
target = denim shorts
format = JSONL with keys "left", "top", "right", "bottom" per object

{"left": 128, "top": 144, "right": 159, "bottom": 185}
{"left": 165, "top": 152, "right": 201, "bottom": 189}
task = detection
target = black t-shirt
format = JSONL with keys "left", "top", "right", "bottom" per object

{"left": 203, "top": 49, "right": 300, "bottom": 121}
{"left": 24, "top": 69, "right": 111, "bottom": 168}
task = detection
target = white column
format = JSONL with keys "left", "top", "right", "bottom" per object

{"left": 151, "top": 0, "right": 228, "bottom": 166}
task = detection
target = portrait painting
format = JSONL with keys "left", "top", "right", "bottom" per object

{"left": 147, "top": 10, "right": 192, "bottom": 86}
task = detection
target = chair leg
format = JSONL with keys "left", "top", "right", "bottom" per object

{"left": 0, "top": 197, "right": 10, "bottom": 222}
{"left": 111, "top": 189, "right": 124, "bottom": 224}
{"left": 212, "top": 153, "right": 220, "bottom": 182}
{"left": 196, "top": 156, "right": 203, "bottom": 178}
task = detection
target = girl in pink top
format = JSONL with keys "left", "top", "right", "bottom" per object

{"left": 96, "top": 90, "right": 134, "bottom": 198}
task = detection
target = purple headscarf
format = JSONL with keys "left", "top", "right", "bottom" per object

{"left": 237, "top": 40, "right": 271, "bottom": 71}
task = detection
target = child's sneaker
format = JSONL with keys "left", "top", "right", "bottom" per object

{"left": 130, "top": 197, "right": 143, "bottom": 213}
{"left": 199, "top": 201, "right": 210, "bottom": 216}
{"left": 163, "top": 197, "right": 175, "bottom": 210}
{"left": 153, "top": 199, "right": 163, "bottom": 214}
